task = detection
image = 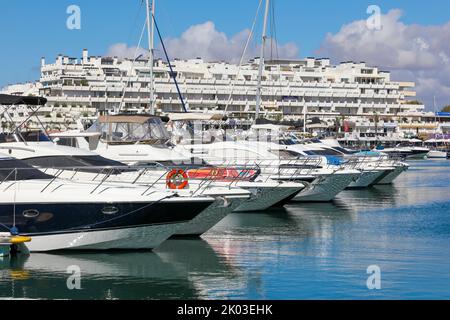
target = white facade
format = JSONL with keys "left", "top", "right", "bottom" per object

{"left": 1, "top": 49, "right": 440, "bottom": 136}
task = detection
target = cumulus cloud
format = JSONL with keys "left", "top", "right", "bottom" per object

{"left": 106, "top": 43, "right": 149, "bottom": 59}
{"left": 317, "top": 9, "right": 450, "bottom": 110}
{"left": 162, "top": 21, "right": 299, "bottom": 63}
{"left": 106, "top": 21, "right": 299, "bottom": 63}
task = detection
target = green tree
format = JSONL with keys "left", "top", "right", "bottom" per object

{"left": 407, "top": 100, "right": 423, "bottom": 105}
{"left": 441, "top": 105, "right": 450, "bottom": 112}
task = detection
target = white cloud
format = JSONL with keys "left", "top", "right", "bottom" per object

{"left": 106, "top": 43, "right": 149, "bottom": 60}
{"left": 162, "top": 21, "right": 299, "bottom": 63}
{"left": 317, "top": 9, "right": 450, "bottom": 109}
{"left": 106, "top": 21, "right": 299, "bottom": 63}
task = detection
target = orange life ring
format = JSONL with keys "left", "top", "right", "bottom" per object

{"left": 166, "top": 169, "right": 189, "bottom": 190}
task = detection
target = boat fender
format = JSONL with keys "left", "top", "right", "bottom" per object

{"left": 10, "top": 227, "right": 19, "bottom": 236}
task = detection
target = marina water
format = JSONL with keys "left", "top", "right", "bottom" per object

{"left": 1, "top": 160, "right": 449, "bottom": 300}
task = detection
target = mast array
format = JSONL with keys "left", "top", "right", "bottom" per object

{"left": 255, "top": 0, "right": 270, "bottom": 121}
{"left": 146, "top": 0, "right": 156, "bottom": 115}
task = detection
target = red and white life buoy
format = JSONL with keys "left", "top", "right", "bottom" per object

{"left": 166, "top": 169, "right": 189, "bottom": 190}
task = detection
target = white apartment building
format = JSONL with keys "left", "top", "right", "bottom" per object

{"left": 2, "top": 49, "right": 441, "bottom": 137}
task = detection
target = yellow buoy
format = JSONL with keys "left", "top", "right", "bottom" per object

{"left": 10, "top": 236, "right": 32, "bottom": 245}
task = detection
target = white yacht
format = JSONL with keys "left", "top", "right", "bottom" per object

{"left": 424, "top": 139, "right": 448, "bottom": 159}
{"left": 377, "top": 143, "right": 430, "bottom": 160}
{"left": 168, "top": 119, "right": 367, "bottom": 201}
{"left": 243, "top": 127, "right": 402, "bottom": 188}
{"left": 170, "top": 130, "right": 359, "bottom": 202}
{"left": 0, "top": 131, "right": 255, "bottom": 237}
{"left": 427, "top": 150, "right": 448, "bottom": 159}
{"left": 0, "top": 153, "right": 214, "bottom": 252}
{"left": 321, "top": 139, "right": 409, "bottom": 183}
{"left": 50, "top": 115, "right": 305, "bottom": 213}
{"left": 288, "top": 138, "right": 396, "bottom": 188}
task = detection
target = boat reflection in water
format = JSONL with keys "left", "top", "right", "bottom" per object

{"left": 2, "top": 161, "right": 450, "bottom": 300}
{"left": 336, "top": 184, "right": 401, "bottom": 211}
{"left": 0, "top": 240, "right": 242, "bottom": 300}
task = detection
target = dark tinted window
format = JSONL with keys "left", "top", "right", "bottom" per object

{"left": 155, "top": 158, "right": 210, "bottom": 168}
{"left": 21, "top": 131, "right": 51, "bottom": 142}
{"left": 331, "top": 147, "right": 353, "bottom": 155}
{"left": 23, "top": 156, "right": 130, "bottom": 174}
{"left": 77, "top": 156, "right": 126, "bottom": 167}
{"left": 0, "top": 158, "right": 53, "bottom": 181}
{"left": 279, "top": 139, "right": 297, "bottom": 146}
{"left": 305, "top": 149, "right": 343, "bottom": 156}
{"left": 0, "top": 133, "right": 17, "bottom": 143}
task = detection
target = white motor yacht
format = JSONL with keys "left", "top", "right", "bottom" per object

{"left": 0, "top": 154, "right": 214, "bottom": 252}
{"left": 0, "top": 132, "right": 254, "bottom": 237}
{"left": 378, "top": 145, "right": 429, "bottom": 160}
{"left": 288, "top": 139, "right": 391, "bottom": 188}
{"left": 50, "top": 115, "right": 304, "bottom": 213}
{"left": 173, "top": 136, "right": 359, "bottom": 202}
{"left": 300, "top": 138, "right": 409, "bottom": 186}
{"left": 427, "top": 150, "right": 448, "bottom": 159}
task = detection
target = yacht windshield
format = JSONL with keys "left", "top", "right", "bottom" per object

{"left": 21, "top": 131, "right": 51, "bottom": 142}
{"left": 0, "top": 158, "right": 53, "bottom": 181}
{"left": 141, "top": 158, "right": 211, "bottom": 168}
{"left": 87, "top": 116, "right": 170, "bottom": 144}
{"left": 272, "top": 150, "right": 302, "bottom": 160}
{"left": 23, "top": 155, "right": 132, "bottom": 174}
{"left": 278, "top": 139, "right": 298, "bottom": 146}
{"left": 304, "top": 149, "right": 343, "bottom": 156}
{"left": 331, "top": 147, "right": 357, "bottom": 155}
{"left": 0, "top": 131, "right": 51, "bottom": 143}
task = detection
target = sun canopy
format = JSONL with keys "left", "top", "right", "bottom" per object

{"left": 167, "top": 113, "right": 225, "bottom": 121}
{"left": 0, "top": 94, "right": 47, "bottom": 106}
{"left": 251, "top": 124, "right": 291, "bottom": 131}
{"left": 49, "top": 131, "right": 102, "bottom": 138}
{"left": 98, "top": 115, "right": 159, "bottom": 124}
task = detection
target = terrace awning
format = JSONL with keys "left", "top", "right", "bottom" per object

{"left": 0, "top": 94, "right": 47, "bottom": 106}
{"left": 98, "top": 115, "right": 158, "bottom": 124}
{"left": 167, "top": 113, "right": 225, "bottom": 121}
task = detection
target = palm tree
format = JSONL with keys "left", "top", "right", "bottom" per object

{"left": 373, "top": 112, "right": 380, "bottom": 137}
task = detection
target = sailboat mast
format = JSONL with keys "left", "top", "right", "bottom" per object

{"left": 434, "top": 96, "right": 440, "bottom": 140}
{"left": 256, "top": 0, "right": 270, "bottom": 121}
{"left": 146, "top": 0, "right": 155, "bottom": 115}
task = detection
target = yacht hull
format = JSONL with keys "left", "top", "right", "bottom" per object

{"left": 407, "top": 151, "right": 429, "bottom": 160}
{"left": 174, "top": 196, "right": 248, "bottom": 237}
{"left": 293, "top": 173, "right": 357, "bottom": 202}
{"left": 235, "top": 184, "right": 303, "bottom": 212}
{"left": 347, "top": 170, "right": 385, "bottom": 188}
{"left": 0, "top": 200, "right": 212, "bottom": 252}
{"left": 427, "top": 150, "right": 448, "bottom": 159}
{"left": 375, "top": 166, "right": 408, "bottom": 185}
{"left": 20, "top": 224, "right": 184, "bottom": 252}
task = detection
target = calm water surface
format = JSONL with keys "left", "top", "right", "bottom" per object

{"left": 1, "top": 160, "right": 450, "bottom": 300}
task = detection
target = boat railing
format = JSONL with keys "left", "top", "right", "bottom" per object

{"left": 0, "top": 162, "right": 264, "bottom": 195}
{"left": 204, "top": 157, "right": 327, "bottom": 181}
{"left": 1, "top": 157, "right": 333, "bottom": 196}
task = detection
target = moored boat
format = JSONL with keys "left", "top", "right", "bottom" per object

{"left": 0, "top": 154, "right": 214, "bottom": 252}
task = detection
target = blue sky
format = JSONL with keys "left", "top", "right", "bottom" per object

{"left": 1, "top": 0, "right": 450, "bottom": 92}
